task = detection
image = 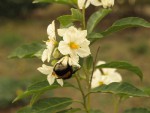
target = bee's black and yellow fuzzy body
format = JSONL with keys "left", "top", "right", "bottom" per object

{"left": 54, "top": 62, "right": 73, "bottom": 80}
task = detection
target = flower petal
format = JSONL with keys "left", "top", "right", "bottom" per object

{"left": 78, "top": 0, "right": 90, "bottom": 9}
{"left": 109, "top": 72, "right": 122, "bottom": 83}
{"left": 37, "top": 64, "right": 53, "bottom": 75}
{"left": 69, "top": 55, "right": 80, "bottom": 67}
{"left": 77, "top": 44, "right": 91, "bottom": 57}
{"left": 41, "top": 49, "right": 49, "bottom": 62}
{"left": 101, "top": 0, "right": 114, "bottom": 8}
{"left": 56, "top": 79, "right": 64, "bottom": 86}
{"left": 58, "top": 41, "right": 71, "bottom": 55}
{"left": 90, "top": 0, "right": 102, "bottom": 6}
{"left": 57, "top": 28, "right": 67, "bottom": 37}
{"left": 47, "top": 20, "right": 56, "bottom": 39}
{"left": 47, "top": 74, "right": 55, "bottom": 85}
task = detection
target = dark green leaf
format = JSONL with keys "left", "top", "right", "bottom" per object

{"left": 57, "top": 8, "right": 82, "bottom": 27}
{"left": 87, "top": 9, "right": 112, "bottom": 34}
{"left": 13, "top": 80, "right": 76, "bottom": 103}
{"left": 101, "top": 17, "right": 150, "bottom": 36}
{"left": 96, "top": 61, "right": 143, "bottom": 80}
{"left": 30, "top": 92, "right": 43, "bottom": 106}
{"left": 57, "top": 108, "right": 81, "bottom": 113}
{"left": 87, "top": 32, "right": 104, "bottom": 44}
{"left": 33, "top": 0, "right": 77, "bottom": 6}
{"left": 124, "top": 108, "right": 150, "bottom": 113}
{"left": 17, "top": 97, "right": 72, "bottom": 113}
{"left": 143, "top": 87, "right": 150, "bottom": 96}
{"left": 8, "top": 43, "right": 45, "bottom": 59}
{"left": 57, "top": 15, "right": 73, "bottom": 27}
{"left": 92, "top": 82, "right": 148, "bottom": 97}
{"left": 84, "top": 55, "right": 93, "bottom": 71}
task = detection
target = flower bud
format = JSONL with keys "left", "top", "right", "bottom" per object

{"left": 52, "top": 48, "right": 61, "bottom": 59}
{"left": 51, "top": 59, "right": 58, "bottom": 66}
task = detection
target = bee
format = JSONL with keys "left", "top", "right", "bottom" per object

{"left": 53, "top": 56, "right": 79, "bottom": 79}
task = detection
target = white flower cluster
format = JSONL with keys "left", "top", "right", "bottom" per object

{"left": 91, "top": 61, "right": 122, "bottom": 88}
{"left": 78, "top": 0, "right": 114, "bottom": 9}
{"left": 38, "top": 21, "right": 91, "bottom": 86}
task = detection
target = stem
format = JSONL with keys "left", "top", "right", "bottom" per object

{"left": 83, "top": 67, "right": 91, "bottom": 111}
{"left": 75, "top": 75, "right": 89, "bottom": 113}
{"left": 82, "top": 7, "right": 86, "bottom": 29}
{"left": 113, "top": 95, "right": 121, "bottom": 113}
{"left": 89, "top": 46, "right": 101, "bottom": 88}
{"left": 84, "top": 46, "right": 100, "bottom": 112}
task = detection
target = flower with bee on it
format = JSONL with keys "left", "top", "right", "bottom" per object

{"left": 54, "top": 56, "right": 80, "bottom": 80}
{"left": 37, "top": 56, "right": 80, "bottom": 86}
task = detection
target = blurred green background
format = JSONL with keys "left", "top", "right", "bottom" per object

{"left": 0, "top": 0, "right": 150, "bottom": 113}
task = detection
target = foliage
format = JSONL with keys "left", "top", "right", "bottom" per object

{"left": 0, "top": 78, "right": 28, "bottom": 108}
{"left": 9, "top": 0, "right": 150, "bottom": 113}
{"left": 124, "top": 108, "right": 150, "bottom": 113}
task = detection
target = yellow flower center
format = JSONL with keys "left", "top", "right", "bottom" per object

{"left": 69, "top": 42, "right": 79, "bottom": 49}
{"left": 99, "top": 81, "right": 104, "bottom": 86}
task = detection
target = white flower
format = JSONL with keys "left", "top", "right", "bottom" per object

{"left": 37, "top": 64, "right": 63, "bottom": 86}
{"left": 101, "top": 0, "right": 114, "bottom": 8}
{"left": 91, "top": 61, "right": 122, "bottom": 88}
{"left": 77, "top": 0, "right": 114, "bottom": 9}
{"left": 58, "top": 26, "right": 91, "bottom": 60}
{"left": 78, "top": 0, "right": 91, "bottom": 9}
{"left": 42, "top": 20, "right": 56, "bottom": 62}
{"left": 91, "top": 0, "right": 114, "bottom": 8}
{"left": 90, "top": 0, "right": 102, "bottom": 6}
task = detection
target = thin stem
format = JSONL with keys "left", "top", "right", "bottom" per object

{"left": 83, "top": 67, "right": 91, "bottom": 111}
{"left": 89, "top": 46, "right": 101, "bottom": 88}
{"left": 82, "top": 7, "right": 86, "bottom": 29}
{"left": 113, "top": 95, "right": 121, "bottom": 113}
{"left": 75, "top": 75, "right": 89, "bottom": 113}
{"left": 84, "top": 46, "right": 100, "bottom": 112}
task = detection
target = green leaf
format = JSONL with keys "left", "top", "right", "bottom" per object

{"left": 33, "top": 0, "right": 77, "bottom": 6}
{"left": 87, "top": 32, "right": 104, "bottom": 44}
{"left": 101, "top": 17, "right": 150, "bottom": 36}
{"left": 57, "top": 8, "right": 82, "bottom": 27}
{"left": 124, "top": 108, "right": 150, "bottom": 113}
{"left": 84, "top": 55, "right": 93, "bottom": 71}
{"left": 30, "top": 92, "right": 43, "bottom": 106}
{"left": 17, "top": 97, "right": 72, "bottom": 113}
{"left": 143, "top": 87, "right": 150, "bottom": 96}
{"left": 8, "top": 43, "right": 45, "bottom": 59}
{"left": 57, "top": 108, "right": 81, "bottom": 113}
{"left": 13, "top": 80, "right": 76, "bottom": 103}
{"left": 96, "top": 61, "right": 143, "bottom": 80}
{"left": 91, "top": 82, "right": 148, "bottom": 97}
{"left": 87, "top": 9, "right": 112, "bottom": 34}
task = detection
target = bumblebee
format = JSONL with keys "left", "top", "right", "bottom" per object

{"left": 53, "top": 56, "right": 78, "bottom": 79}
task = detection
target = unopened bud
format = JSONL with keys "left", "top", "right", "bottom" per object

{"left": 52, "top": 48, "right": 61, "bottom": 59}
{"left": 51, "top": 59, "right": 58, "bottom": 66}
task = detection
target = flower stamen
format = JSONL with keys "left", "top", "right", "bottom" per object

{"left": 99, "top": 81, "right": 104, "bottom": 86}
{"left": 69, "top": 42, "right": 79, "bottom": 49}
